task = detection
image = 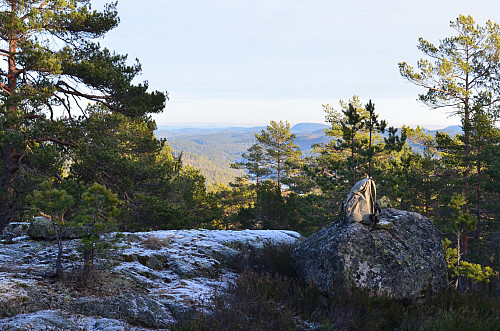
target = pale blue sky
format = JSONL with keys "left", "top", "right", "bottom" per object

{"left": 93, "top": 0, "right": 500, "bottom": 129}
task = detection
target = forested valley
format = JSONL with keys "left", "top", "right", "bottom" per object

{"left": 0, "top": 1, "right": 499, "bottom": 329}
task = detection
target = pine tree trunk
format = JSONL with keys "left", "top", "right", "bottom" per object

{"left": 461, "top": 80, "right": 471, "bottom": 260}
{"left": 0, "top": 24, "right": 21, "bottom": 230}
{"left": 83, "top": 248, "right": 91, "bottom": 286}
{"left": 476, "top": 142, "right": 482, "bottom": 222}
{"left": 0, "top": 145, "right": 18, "bottom": 229}
{"left": 0, "top": 195, "right": 13, "bottom": 230}
{"left": 55, "top": 225, "right": 64, "bottom": 280}
{"left": 456, "top": 229, "right": 462, "bottom": 291}
{"left": 368, "top": 127, "right": 373, "bottom": 177}
{"left": 351, "top": 135, "right": 355, "bottom": 186}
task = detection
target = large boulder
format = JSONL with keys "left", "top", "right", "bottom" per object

{"left": 27, "top": 217, "right": 55, "bottom": 240}
{"left": 27, "top": 217, "right": 86, "bottom": 240}
{"left": 293, "top": 208, "right": 448, "bottom": 301}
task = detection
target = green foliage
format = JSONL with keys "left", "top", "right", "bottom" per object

{"left": 0, "top": 0, "right": 166, "bottom": 228}
{"left": 399, "top": 15, "right": 500, "bottom": 294}
{"left": 208, "top": 179, "right": 255, "bottom": 230}
{"left": 213, "top": 120, "right": 310, "bottom": 231}
{"left": 74, "top": 182, "right": 120, "bottom": 284}
{"left": 77, "top": 183, "right": 120, "bottom": 233}
{"left": 322, "top": 97, "right": 368, "bottom": 188}
{"left": 399, "top": 15, "right": 500, "bottom": 112}
{"left": 54, "top": 104, "right": 221, "bottom": 231}
{"left": 255, "top": 180, "right": 288, "bottom": 229}
{"left": 27, "top": 179, "right": 74, "bottom": 279}
{"left": 231, "top": 143, "right": 270, "bottom": 185}
{"left": 27, "top": 179, "right": 124, "bottom": 283}
{"left": 255, "top": 120, "right": 301, "bottom": 188}
{"left": 364, "top": 100, "right": 387, "bottom": 176}
{"left": 384, "top": 128, "right": 442, "bottom": 217}
{"left": 312, "top": 96, "right": 400, "bottom": 205}
{"left": 289, "top": 192, "right": 339, "bottom": 235}
{"left": 458, "top": 261, "right": 496, "bottom": 284}
{"left": 449, "top": 193, "right": 477, "bottom": 232}
{"left": 28, "top": 179, "right": 74, "bottom": 225}
{"left": 486, "top": 138, "right": 500, "bottom": 195}
{"left": 443, "top": 239, "right": 497, "bottom": 284}
{"left": 399, "top": 14, "right": 500, "bottom": 216}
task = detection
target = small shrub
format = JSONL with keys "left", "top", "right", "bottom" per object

{"left": 173, "top": 268, "right": 500, "bottom": 331}
{"left": 173, "top": 269, "right": 323, "bottom": 331}
{"left": 419, "top": 307, "right": 499, "bottom": 331}
{"left": 62, "top": 267, "right": 140, "bottom": 298}
{"left": 77, "top": 183, "right": 120, "bottom": 281}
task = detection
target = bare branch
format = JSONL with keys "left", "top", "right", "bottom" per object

{"left": 0, "top": 82, "right": 11, "bottom": 95}
{"left": 47, "top": 102, "right": 55, "bottom": 121}
{"left": 36, "top": 137, "right": 77, "bottom": 148}
{"left": 56, "top": 80, "right": 108, "bottom": 100}
{"left": 24, "top": 114, "right": 46, "bottom": 121}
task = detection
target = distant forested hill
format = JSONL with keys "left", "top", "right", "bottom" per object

{"left": 155, "top": 123, "right": 460, "bottom": 187}
{"left": 159, "top": 131, "right": 257, "bottom": 187}
{"left": 155, "top": 123, "right": 330, "bottom": 186}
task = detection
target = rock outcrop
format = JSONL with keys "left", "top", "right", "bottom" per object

{"left": 0, "top": 310, "right": 133, "bottom": 331}
{"left": 0, "top": 228, "right": 301, "bottom": 329}
{"left": 293, "top": 208, "right": 448, "bottom": 301}
{"left": 69, "top": 293, "right": 174, "bottom": 328}
{"left": 1, "top": 222, "right": 30, "bottom": 242}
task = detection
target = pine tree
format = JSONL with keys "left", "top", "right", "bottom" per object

{"left": 76, "top": 182, "right": 119, "bottom": 285}
{"left": 0, "top": 1, "right": 166, "bottom": 229}
{"left": 364, "top": 100, "right": 387, "bottom": 177}
{"left": 316, "top": 96, "right": 389, "bottom": 193}
{"left": 27, "top": 180, "right": 74, "bottom": 279}
{"left": 232, "top": 143, "right": 270, "bottom": 186}
{"left": 399, "top": 15, "right": 500, "bottom": 262}
{"left": 399, "top": 14, "right": 500, "bottom": 215}
{"left": 255, "top": 120, "right": 301, "bottom": 190}
{"left": 390, "top": 126, "right": 441, "bottom": 217}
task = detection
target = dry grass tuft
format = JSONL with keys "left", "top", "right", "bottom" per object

{"left": 141, "top": 236, "right": 171, "bottom": 250}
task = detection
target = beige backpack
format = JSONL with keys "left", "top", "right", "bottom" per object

{"left": 342, "top": 177, "right": 378, "bottom": 225}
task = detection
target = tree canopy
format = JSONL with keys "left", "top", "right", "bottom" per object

{"left": 399, "top": 15, "right": 500, "bottom": 212}
{"left": 0, "top": 0, "right": 167, "bottom": 227}
{"left": 255, "top": 120, "right": 300, "bottom": 189}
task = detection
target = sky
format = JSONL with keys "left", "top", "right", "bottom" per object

{"left": 92, "top": 0, "right": 500, "bottom": 129}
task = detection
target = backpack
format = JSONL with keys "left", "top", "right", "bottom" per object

{"left": 341, "top": 177, "right": 378, "bottom": 225}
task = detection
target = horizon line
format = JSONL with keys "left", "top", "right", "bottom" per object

{"left": 154, "top": 121, "right": 463, "bottom": 131}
